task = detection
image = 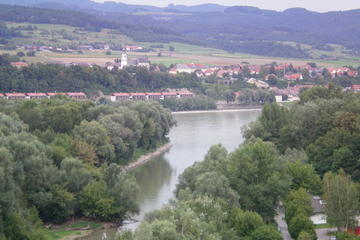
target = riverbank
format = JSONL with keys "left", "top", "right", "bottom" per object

{"left": 121, "top": 144, "right": 172, "bottom": 172}
{"left": 172, "top": 108, "right": 262, "bottom": 114}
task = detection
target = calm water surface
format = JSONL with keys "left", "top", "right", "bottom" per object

{"left": 132, "top": 110, "right": 261, "bottom": 221}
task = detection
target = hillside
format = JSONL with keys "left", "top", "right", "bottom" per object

{"left": 1, "top": 2, "right": 360, "bottom": 60}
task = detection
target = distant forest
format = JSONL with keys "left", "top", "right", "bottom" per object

{"left": 1, "top": 3, "right": 360, "bottom": 58}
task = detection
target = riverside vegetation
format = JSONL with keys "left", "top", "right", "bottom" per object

{"left": 0, "top": 98, "right": 175, "bottom": 240}
{"left": 117, "top": 85, "right": 360, "bottom": 240}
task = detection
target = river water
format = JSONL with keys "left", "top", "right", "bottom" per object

{"left": 81, "top": 110, "right": 261, "bottom": 238}
{"left": 133, "top": 110, "right": 261, "bottom": 221}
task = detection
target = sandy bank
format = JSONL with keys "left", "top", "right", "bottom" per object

{"left": 122, "top": 144, "right": 172, "bottom": 172}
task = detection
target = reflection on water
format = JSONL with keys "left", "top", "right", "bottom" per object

{"left": 132, "top": 110, "right": 261, "bottom": 221}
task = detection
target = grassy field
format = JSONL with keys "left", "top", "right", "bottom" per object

{"left": 45, "top": 221, "right": 102, "bottom": 240}
{"left": 3, "top": 22, "right": 360, "bottom": 68}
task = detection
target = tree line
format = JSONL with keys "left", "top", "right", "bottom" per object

{"left": 0, "top": 98, "right": 175, "bottom": 240}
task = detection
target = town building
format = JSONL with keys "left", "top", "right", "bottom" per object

{"left": 26, "top": 93, "right": 49, "bottom": 99}
{"left": 66, "top": 92, "right": 87, "bottom": 99}
{"left": 5, "top": 93, "right": 27, "bottom": 100}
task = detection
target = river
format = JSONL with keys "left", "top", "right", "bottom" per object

{"left": 81, "top": 110, "right": 261, "bottom": 239}
{"left": 133, "top": 110, "right": 261, "bottom": 222}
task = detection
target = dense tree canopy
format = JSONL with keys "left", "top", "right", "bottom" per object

{"left": 0, "top": 99, "right": 175, "bottom": 239}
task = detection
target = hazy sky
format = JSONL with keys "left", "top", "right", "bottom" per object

{"left": 93, "top": 0, "right": 360, "bottom": 12}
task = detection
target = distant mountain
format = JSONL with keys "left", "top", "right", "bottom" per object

{"left": 166, "top": 3, "right": 227, "bottom": 13}
{"left": 0, "top": 0, "right": 227, "bottom": 13}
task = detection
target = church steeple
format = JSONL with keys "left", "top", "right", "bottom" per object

{"left": 121, "top": 52, "right": 128, "bottom": 69}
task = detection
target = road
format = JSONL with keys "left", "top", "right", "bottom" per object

{"left": 275, "top": 206, "right": 292, "bottom": 240}
{"left": 316, "top": 228, "right": 337, "bottom": 240}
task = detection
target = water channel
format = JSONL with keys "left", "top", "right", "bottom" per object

{"left": 83, "top": 109, "right": 261, "bottom": 239}
{"left": 134, "top": 110, "right": 261, "bottom": 221}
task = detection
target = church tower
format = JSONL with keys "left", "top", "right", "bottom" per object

{"left": 120, "top": 52, "right": 128, "bottom": 69}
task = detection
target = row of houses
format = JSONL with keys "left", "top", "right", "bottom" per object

{"left": 0, "top": 91, "right": 195, "bottom": 101}
{"left": 0, "top": 92, "right": 86, "bottom": 100}
{"left": 110, "top": 91, "right": 194, "bottom": 102}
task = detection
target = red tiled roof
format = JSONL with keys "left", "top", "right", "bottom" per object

{"left": 47, "top": 93, "right": 66, "bottom": 96}
{"left": 5, "top": 93, "right": 26, "bottom": 97}
{"left": 10, "top": 62, "right": 29, "bottom": 67}
{"left": 0, "top": 93, "right": 4, "bottom": 97}
{"left": 66, "top": 92, "right": 86, "bottom": 96}
{"left": 27, "top": 93, "right": 47, "bottom": 97}
{"left": 352, "top": 85, "right": 360, "bottom": 90}
{"left": 130, "top": 93, "right": 146, "bottom": 96}
{"left": 162, "top": 92, "right": 178, "bottom": 96}
{"left": 146, "top": 92, "right": 162, "bottom": 96}
{"left": 112, "top": 93, "right": 130, "bottom": 96}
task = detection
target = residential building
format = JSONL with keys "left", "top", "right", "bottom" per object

{"left": 5, "top": 93, "right": 27, "bottom": 100}
{"left": 27, "top": 93, "right": 48, "bottom": 99}
{"left": 66, "top": 92, "right": 87, "bottom": 99}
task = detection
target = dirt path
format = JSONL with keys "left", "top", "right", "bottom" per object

{"left": 122, "top": 144, "right": 172, "bottom": 172}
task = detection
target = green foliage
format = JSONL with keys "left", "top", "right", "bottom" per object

{"left": 230, "top": 208, "right": 264, "bottom": 237}
{"left": 288, "top": 213, "right": 316, "bottom": 240}
{"left": 161, "top": 96, "right": 216, "bottom": 112}
{"left": 299, "top": 84, "right": 344, "bottom": 104}
{"left": 288, "top": 160, "right": 321, "bottom": 194}
{"left": 226, "top": 138, "right": 290, "bottom": 221}
{"left": 323, "top": 170, "right": 359, "bottom": 230}
{"left": 0, "top": 99, "right": 174, "bottom": 238}
{"left": 250, "top": 225, "right": 282, "bottom": 240}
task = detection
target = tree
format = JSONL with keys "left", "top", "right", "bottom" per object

{"left": 230, "top": 208, "right": 264, "bottom": 237}
{"left": 323, "top": 170, "right": 359, "bottom": 231}
{"left": 73, "top": 120, "right": 114, "bottom": 164}
{"left": 226, "top": 138, "right": 290, "bottom": 221}
{"left": 250, "top": 225, "right": 282, "bottom": 240}
{"left": 288, "top": 161, "right": 321, "bottom": 194}
{"left": 288, "top": 213, "right": 316, "bottom": 240}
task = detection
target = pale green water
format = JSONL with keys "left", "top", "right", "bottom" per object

{"left": 81, "top": 110, "right": 261, "bottom": 238}
{"left": 133, "top": 110, "right": 261, "bottom": 221}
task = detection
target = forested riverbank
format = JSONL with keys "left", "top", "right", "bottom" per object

{"left": 117, "top": 85, "right": 360, "bottom": 240}
{"left": 0, "top": 98, "right": 175, "bottom": 240}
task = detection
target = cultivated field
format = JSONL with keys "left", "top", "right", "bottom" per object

{"left": 3, "top": 22, "right": 360, "bottom": 67}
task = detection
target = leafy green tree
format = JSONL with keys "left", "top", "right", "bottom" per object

{"left": 288, "top": 213, "right": 316, "bottom": 239}
{"left": 288, "top": 160, "right": 321, "bottom": 194}
{"left": 74, "top": 120, "right": 114, "bottom": 164}
{"left": 250, "top": 225, "right": 282, "bottom": 240}
{"left": 230, "top": 208, "right": 264, "bottom": 237}
{"left": 323, "top": 170, "right": 359, "bottom": 231}
{"left": 226, "top": 138, "right": 290, "bottom": 221}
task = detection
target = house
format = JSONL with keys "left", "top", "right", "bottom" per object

{"left": 5, "top": 93, "right": 27, "bottom": 100}
{"left": 131, "top": 93, "right": 147, "bottom": 101}
{"left": 275, "top": 95, "right": 283, "bottom": 103}
{"left": 0, "top": 93, "right": 5, "bottom": 99}
{"left": 47, "top": 93, "right": 66, "bottom": 98}
{"left": 173, "top": 63, "right": 207, "bottom": 74}
{"left": 146, "top": 92, "right": 162, "bottom": 100}
{"left": 162, "top": 92, "right": 178, "bottom": 99}
{"left": 310, "top": 196, "right": 327, "bottom": 225}
{"left": 111, "top": 93, "right": 131, "bottom": 102}
{"left": 136, "top": 57, "right": 150, "bottom": 69}
{"left": 10, "top": 62, "right": 29, "bottom": 68}
{"left": 66, "top": 92, "right": 87, "bottom": 99}
{"left": 123, "top": 46, "right": 143, "bottom": 51}
{"left": 26, "top": 93, "right": 49, "bottom": 99}
{"left": 351, "top": 85, "right": 360, "bottom": 93}
{"left": 247, "top": 78, "right": 269, "bottom": 89}
{"left": 178, "top": 91, "right": 194, "bottom": 98}
{"left": 284, "top": 73, "right": 303, "bottom": 81}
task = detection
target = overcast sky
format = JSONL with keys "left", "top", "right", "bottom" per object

{"left": 93, "top": 0, "right": 360, "bottom": 12}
